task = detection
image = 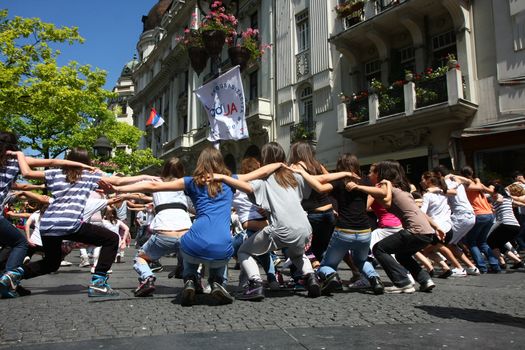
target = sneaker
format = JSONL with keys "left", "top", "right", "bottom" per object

{"left": 268, "top": 280, "right": 280, "bottom": 291}
{"left": 0, "top": 268, "right": 24, "bottom": 298}
{"left": 368, "top": 276, "right": 385, "bottom": 295}
{"left": 306, "top": 273, "right": 321, "bottom": 298}
{"left": 384, "top": 284, "right": 416, "bottom": 294}
{"left": 210, "top": 282, "right": 234, "bottom": 305}
{"left": 465, "top": 266, "right": 480, "bottom": 276}
{"left": 451, "top": 268, "right": 467, "bottom": 277}
{"left": 510, "top": 261, "right": 524, "bottom": 270}
{"left": 88, "top": 274, "right": 119, "bottom": 297}
{"left": 23, "top": 256, "right": 31, "bottom": 264}
{"left": 115, "top": 254, "right": 122, "bottom": 263}
{"left": 273, "top": 257, "right": 282, "bottom": 267}
{"left": 60, "top": 260, "right": 73, "bottom": 267}
{"left": 346, "top": 278, "right": 371, "bottom": 290}
{"left": 419, "top": 279, "right": 436, "bottom": 292}
{"left": 181, "top": 279, "right": 196, "bottom": 306}
{"left": 320, "top": 272, "right": 341, "bottom": 295}
{"left": 237, "top": 280, "right": 264, "bottom": 301}
{"left": 149, "top": 260, "right": 163, "bottom": 273}
{"left": 437, "top": 269, "right": 452, "bottom": 279}
{"left": 79, "top": 257, "right": 91, "bottom": 268}
{"left": 134, "top": 276, "right": 156, "bottom": 297}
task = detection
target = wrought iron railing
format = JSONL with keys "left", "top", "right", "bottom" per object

{"left": 378, "top": 86, "right": 404, "bottom": 117}
{"left": 415, "top": 75, "right": 448, "bottom": 108}
{"left": 346, "top": 98, "right": 369, "bottom": 126}
{"left": 296, "top": 50, "right": 310, "bottom": 79}
{"left": 290, "top": 120, "right": 316, "bottom": 142}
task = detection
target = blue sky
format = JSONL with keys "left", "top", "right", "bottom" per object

{"left": 3, "top": 0, "right": 156, "bottom": 90}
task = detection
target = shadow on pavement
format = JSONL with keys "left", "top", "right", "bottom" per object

{"left": 416, "top": 305, "right": 525, "bottom": 329}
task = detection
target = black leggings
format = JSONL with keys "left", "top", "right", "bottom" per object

{"left": 23, "top": 223, "right": 119, "bottom": 279}
{"left": 487, "top": 224, "right": 520, "bottom": 252}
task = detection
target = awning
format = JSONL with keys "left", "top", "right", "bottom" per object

{"left": 460, "top": 117, "right": 525, "bottom": 137}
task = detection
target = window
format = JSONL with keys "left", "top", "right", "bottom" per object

{"left": 365, "top": 59, "right": 381, "bottom": 85}
{"left": 432, "top": 30, "right": 456, "bottom": 67}
{"left": 249, "top": 70, "right": 258, "bottom": 101}
{"left": 399, "top": 46, "right": 415, "bottom": 73}
{"left": 250, "top": 12, "right": 258, "bottom": 30}
{"left": 513, "top": 12, "right": 525, "bottom": 51}
{"left": 296, "top": 11, "right": 310, "bottom": 53}
{"left": 300, "top": 85, "right": 314, "bottom": 130}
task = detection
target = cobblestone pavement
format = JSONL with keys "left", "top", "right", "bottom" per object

{"left": 2, "top": 247, "right": 525, "bottom": 349}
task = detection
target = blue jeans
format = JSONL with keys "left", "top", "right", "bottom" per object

{"left": 465, "top": 213, "right": 499, "bottom": 272}
{"left": 0, "top": 216, "right": 28, "bottom": 273}
{"left": 232, "top": 229, "right": 275, "bottom": 281}
{"left": 307, "top": 210, "right": 335, "bottom": 262}
{"left": 134, "top": 233, "right": 180, "bottom": 280}
{"left": 318, "top": 229, "right": 378, "bottom": 279}
{"left": 181, "top": 251, "right": 229, "bottom": 286}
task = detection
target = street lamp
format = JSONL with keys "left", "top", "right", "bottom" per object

{"left": 93, "top": 135, "right": 113, "bottom": 160}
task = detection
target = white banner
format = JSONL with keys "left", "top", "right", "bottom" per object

{"left": 195, "top": 66, "right": 249, "bottom": 142}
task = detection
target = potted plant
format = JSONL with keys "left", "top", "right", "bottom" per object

{"left": 177, "top": 28, "right": 208, "bottom": 76}
{"left": 446, "top": 53, "right": 458, "bottom": 70}
{"left": 228, "top": 28, "right": 270, "bottom": 71}
{"left": 335, "top": 0, "right": 365, "bottom": 18}
{"left": 368, "top": 78, "right": 384, "bottom": 94}
{"left": 200, "top": 0, "right": 238, "bottom": 56}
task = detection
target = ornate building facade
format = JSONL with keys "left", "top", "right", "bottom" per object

{"left": 126, "top": 0, "right": 525, "bottom": 181}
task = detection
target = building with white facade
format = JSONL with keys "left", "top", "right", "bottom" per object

{"left": 129, "top": 0, "right": 525, "bottom": 182}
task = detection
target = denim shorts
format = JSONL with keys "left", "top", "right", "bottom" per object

{"left": 138, "top": 233, "right": 180, "bottom": 261}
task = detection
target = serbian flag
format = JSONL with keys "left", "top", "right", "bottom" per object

{"left": 146, "top": 107, "right": 165, "bottom": 128}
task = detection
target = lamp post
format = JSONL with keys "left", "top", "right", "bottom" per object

{"left": 93, "top": 135, "right": 113, "bottom": 161}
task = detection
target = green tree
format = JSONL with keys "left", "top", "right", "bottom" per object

{"left": 0, "top": 10, "right": 159, "bottom": 174}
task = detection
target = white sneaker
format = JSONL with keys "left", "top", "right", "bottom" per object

{"left": 60, "top": 260, "right": 73, "bottom": 267}
{"left": 407, "top": 273, "right": 416, "bottom": 285}
{"left": 23, "top": 256, "right": 31, "bottom": 264}
{"left": 419, "top": 279, "right": 436, "bottom": 292}
{"left": 384, "top": 284, "right": 416, "bottom": 294}
{"left": 451, "top": 268, "right": 467, "bottom": 277}
{"left": 465, "top": 267, "right": 480, "bottom": 276}
{"left": 79, "top": 257, "right": 90, "bottom": 268}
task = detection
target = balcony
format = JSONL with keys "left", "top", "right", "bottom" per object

{"left": 290, "top": 120, "right": 317, "bottom": 143}
{"left": 338, "top": 68, "right": 478, "bottom": 141}
{"left": 335, "top": 0, "right": 407, "bottom": 31}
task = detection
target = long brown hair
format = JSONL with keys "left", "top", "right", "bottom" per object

{"left": 375, "top": 160, "right": 411, "bottom": 192}
{"left": 160, "top": 157, "right": 184, "bottom": 181}
{"left": 63, "top": 148, "right": 91, "bottom": 183}
{"left": 103, "top": 205, "right": 118, "bottom": 225}
{"left": 421, "top": 171, "right": 448, "bottom": 193}
{"left": 240, "top": 157, "right": 260, "bottom": 174}
{"left": 336, "top": 153, "right": 362, "bottom": 178}
{"left": 0, "top": 131, "right": 19, "bottom": 167}
{"left": 193, "top": 147, "right": 231, "bottom": 198}
{"left": 288, "top": 141, "right": 324, "bottom": 175}
{"left": 261, "top": 142, "right": 297, "bottom": 188}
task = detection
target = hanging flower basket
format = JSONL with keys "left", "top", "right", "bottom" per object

{"left": 188, "top": 47, "right": 209, "bottom": 76}
{"left": 202, "top": 30, "right": 226, "bottom": 57}
{"left": 228, "top": 46, "right": 251, "bottom": 71}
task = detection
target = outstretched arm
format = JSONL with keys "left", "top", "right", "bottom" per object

{"left": 237, "top": 163, "right": 284, "bottom": 182}
{"left": 15, "top": 191, "right": 50, "bottom": 204}
{"left": 347, "top": 180, "right": 392, "bottom": 208}
{"left": 289, "top": 166, "right": 333, "bottom": 193}
{"left": 12, "top": 183, "right": 45, "bottom": 191}
{"left": 113, "top": 178, "right": 185, "bottom": 193}
{"left": 26, "top": 156, "right": 95, "bottom": 171}
{"left": 10, "top": 151, "right": 45, "bottom": 180}
{"left": 213, "top": 174, "right": 254, "bottom": 194}
{"left": 314, "top": 171, "right": 360, "bottom": 184}
{"left": 102, "top": 174, "right": 160, "bottom": 186}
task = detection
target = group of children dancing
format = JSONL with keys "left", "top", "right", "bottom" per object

{"left": 1, "top": 129, "right": 525, "bottom": 306}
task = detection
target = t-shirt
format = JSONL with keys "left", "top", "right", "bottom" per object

{"left": 492, "top": 195, "right": 519, "bottom": 226}
{"left": 444, "top": 179, "right": 474, "bottom": 214}
{"left": 151, "top": 189, "right": 192, "bottom": 231}
{"left": 389, "top": 187, "right": 434, "bottom": 235}
{"left": 466, "top": 188, "right": 493, "bottom": 215}
{"left": 371, "top": 200, "right": 402, "bottom": 228}
{"left": 28, "top": 211, "right": 42, "bottom": 246}
{"left": 136, "top": 211, "right": 147, "bottom": 226}
{"left": 421, "top": 190, "right": 453, "bottom": 233}
{"left": 249, "top": 173, "right": 312, "bottom": 246}
{"left": 0, "top": 158, "right": 19, "bottom": 210}
{"left": 180, "top": 176, "right": 235, "bottom": 261}
{"left": 115, "top": 201, "right": 127, "bottom": 221}
{"left": 330, "top": 179, "right": 369, "bottom": 230}
{"left": 232, "top": 190, "right": 264, "bottom": 224}
{"left": 39, "top": 169, "right": 102, "bottom": 236}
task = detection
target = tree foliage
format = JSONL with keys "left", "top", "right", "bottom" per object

{"left": 0, "top": 10, "right": 160, "bottom": 174}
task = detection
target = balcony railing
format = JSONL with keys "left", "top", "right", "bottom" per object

{"left": 415, "top": 75, "right": 448, "bottom": 108}
{"left": 340, "top": 68, "right": 466, "bottom": 129}
{"left": 296, "top": 50, "right": 310, "bottom": 79}
{"left": 378, "top": 85, "right": 404, "bottom": 117}
{"left": 346, "top": 98, "right": 369, "bottom": 126}
{"left": 290, "top": 120, "right": 316, "bottom": 142}
{"left": 338, "top": 0, "right": 407, "bottom": 29}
